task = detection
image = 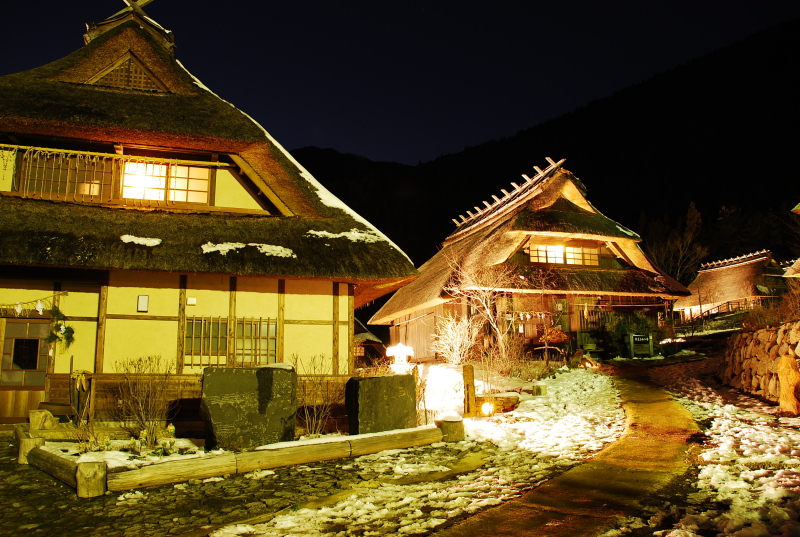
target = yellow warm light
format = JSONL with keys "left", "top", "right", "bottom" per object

{"left": 123, "top": 162, "right": 167, "bottom": 200}
{"left": 481, "top": 402, "right": 494, "bottom": 416}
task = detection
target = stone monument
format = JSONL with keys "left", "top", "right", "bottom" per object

{"left": 201, "top": 364, "right": 297, "bottom": 450}
{"left": 345, "top": 374, "right": 416, "bottom": 434}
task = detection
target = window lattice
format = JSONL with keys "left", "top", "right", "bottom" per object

{"left": 96, "top": 58, "right": 162, "bottom": 91}
{"left": 184, "top": 317, "right": 277, "bottom": 368}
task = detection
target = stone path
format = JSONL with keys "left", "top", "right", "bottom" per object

{"left": 431, "top": 367, "right": 699, "bottom": 537}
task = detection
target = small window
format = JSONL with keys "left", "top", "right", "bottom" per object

{"left": 184, "top": 317, "right": 228, "bottom": 367}
{"left": 1, "top": 321, "right": 50, "bottom": 387}
{"left": 235, "top": 318, "right": 277, "bottom": 365}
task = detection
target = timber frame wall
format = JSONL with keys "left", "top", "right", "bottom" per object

{"left": 0, "top": 267, "right": 355, "bottom": 422}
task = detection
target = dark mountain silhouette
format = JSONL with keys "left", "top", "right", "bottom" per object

{"left": 292, "top": 16, "right": 800, "bottom": 270}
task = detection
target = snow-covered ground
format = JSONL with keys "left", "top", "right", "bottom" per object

{"left": 103, "top": 350, "right": 800, "bottom": 537}
{"left": 604, "top": 354, "right": 800, "bottom": 537}
{"left": 210, "top": 367, "right": 626, "bottom": 536}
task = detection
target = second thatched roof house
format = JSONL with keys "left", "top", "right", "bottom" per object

{"left": 370, "top": 158, "right": 689, "bottom": 360}
{"left": 673, "top": 250, "right": 787, "bottom": 324}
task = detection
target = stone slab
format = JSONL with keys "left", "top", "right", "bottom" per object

{"left": 345, "top": 375, "right": 416, "bottom": 435}
{"left": 201, "top": 365, "right": 297, "bottom": 450}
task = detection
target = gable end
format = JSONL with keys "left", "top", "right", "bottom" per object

{"left": 87, "top": 52, "right": 168, "bottom": 92}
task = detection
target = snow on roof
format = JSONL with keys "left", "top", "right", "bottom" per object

{"left": 306, "top": 228, "right": 382, "bottom": 243}
{"left": 201, "top": 242, "right": 297, "bottom": 258}
{"left": 234, "top": 108, "right": 413, "bottom": 266}
{"left": 121, "top": 234, "right": 161, "bottom": 247}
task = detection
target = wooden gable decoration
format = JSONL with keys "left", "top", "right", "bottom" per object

{"left": 88, "top": 52, "right": 167, "bottom": 92}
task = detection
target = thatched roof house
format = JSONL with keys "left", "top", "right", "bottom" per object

{"left": 0, "top": 5, "right": 415, "bottom": 422}
{"left": 370, "top": 158, "right": 689, "bottom": 359}
{"left": 784, "top": 203, "right": 800, "bottom": 278}
{"left": 674, "top": 250, "right": 786, "bottom": 322}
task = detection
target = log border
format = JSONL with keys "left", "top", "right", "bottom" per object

{"left": 22, "top": 425, "right": 446, "bottom": 498}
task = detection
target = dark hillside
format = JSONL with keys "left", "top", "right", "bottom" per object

{"left": 293, "top": 17, "right": 800, "bottom": 266}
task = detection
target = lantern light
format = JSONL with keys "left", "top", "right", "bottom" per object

{"left": 387, "top": 343, "right": 414, "bottom": 374}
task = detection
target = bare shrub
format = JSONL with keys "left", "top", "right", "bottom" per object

{"left": 777, "top": 279, "right": 800, "bottom": 322}
{"left": 742, "top": 280, "right": 800, "bottom": 331}
{"left": 114, "top": 355, "right": 172, "bottom": 448}
{"left": 291, "top": 354, "right": 345, "bottom": 438}
{"left": 354, "top": 358, "right": 392, "bottom": 377}
{"left": 430, "top": 314, "right": 480, "bottom": 365}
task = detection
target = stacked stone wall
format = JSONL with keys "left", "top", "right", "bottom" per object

{"left": 720, "top": 320, "right": 800, "bottom": 402}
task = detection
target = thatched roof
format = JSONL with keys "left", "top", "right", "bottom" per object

{"left": 0, "top": 8, "right": 417, "bottom": 306}
{"left": 674, "top": 250, "right": 784, "bottom": 310}
{"left": 370, "top": 161, "right": 688, "bottom": 324}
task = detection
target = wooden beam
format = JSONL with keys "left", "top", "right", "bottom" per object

{"left": 107, "top": 453, "right": 238, "bottom": 492}
{"left": 95, "top": 275, "right": 109, "bottom": 374}
{"left": 229, "top": 155, "right": 294, "bottom": 216}
{"left": 277, "top": 280, "right": 285, "bottom": 362}
{"left": 176, "top": 275, "right": 187, "bottom": 374}
{"left": 332, "top": 282, "right": 340, "bottom": 375}
{"left": 228, "top": 276, "right": 237, "bottom": 365}
{"left": 348, "top": 284, "right": 355, "bottom": 375}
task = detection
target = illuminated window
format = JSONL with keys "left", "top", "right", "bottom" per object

{"left": 122, "top": 162, "right": 167, "bottom": 200}
{"left": 123, "top": 162, "right": 209, "bottom": 203}
{"left": 528, "top": 244, "right": 601, "bottom": 266}
{"left": 530, "top": 245, "right": 564, "bottom": 263}
{"left": 169, "top": 166, "right": 210, "bottom": 203}
{"left": 565, "top": 247, "right": 599, "bottom": 266}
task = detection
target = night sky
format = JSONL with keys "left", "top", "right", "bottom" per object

{"left": 4, "top": 1, "right": 800, "bottom": 165}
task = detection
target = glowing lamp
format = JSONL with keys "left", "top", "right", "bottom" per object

{"left": 387, "top": 343, "right": 414, "bottom": 374}
{"left": 481, "top": 402, "right": 494, "bottom": 416}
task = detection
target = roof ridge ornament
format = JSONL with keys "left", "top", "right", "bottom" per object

{"left": 449, "top": 158, "right": 566, "bottom": 229}
{"left": 84, "top": 0, "right": 174, "bottom": 53}
{"left": 113, "top": 0, "right": 157, "bottom": 19}
{"left": 700, "top": 249, "right": 771, "bottom": 270}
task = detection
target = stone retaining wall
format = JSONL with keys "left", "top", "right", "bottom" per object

{"left": 719, "top": 320, "right": 800, "bottom": 402}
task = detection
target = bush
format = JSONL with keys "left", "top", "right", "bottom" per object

{"left": 291, "top": 354, "right": 345, "bottom": 438}
{"left": 114, "top": 355, "right": 172, "bottom": 448}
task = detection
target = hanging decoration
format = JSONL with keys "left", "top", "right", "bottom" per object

{"left": 0, "top": 291, "right": 69, "bottom": 317}
{"left": 44, "top": 305, "right": 75, "bottom": 351}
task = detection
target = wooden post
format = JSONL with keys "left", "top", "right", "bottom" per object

{"left": 15, "top": 425, "right": 45, "bottom": 464}
{"left": 176, "top": 275, "right": 187, "bottom": 374}
{"left": 435, "top": 417, "right": 465, "bottom": 442}
{"left": 29, "top": 409, "right": 59, "bottom": 431}
{"left": 463, "top": 364, "right": 477, "bottom": 417}
{"left": 77, "top": 461, "right": 107, "bottom": 498}
{"left": 277, "top": 279, "right": 285, "bottom": 362}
